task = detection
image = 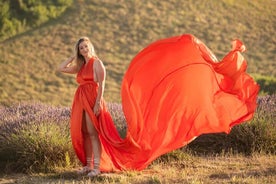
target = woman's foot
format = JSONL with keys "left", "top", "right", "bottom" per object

{"left": 77, "top": 166, "right": 91, "bottom": 175}
{"left": 87, "top": 169, "right": 100, "bottom": 177}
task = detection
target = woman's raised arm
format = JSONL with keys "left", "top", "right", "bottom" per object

{"left": 57, "top": 56, "right": 79, "bottom": 74}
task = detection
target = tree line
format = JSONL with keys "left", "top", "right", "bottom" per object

{"left": 0, "top": 0, "right": 72, "bottom": 41}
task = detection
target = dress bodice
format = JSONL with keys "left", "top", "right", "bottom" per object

{"left": 76, "top": 57, "right": 96, "bottom": 85}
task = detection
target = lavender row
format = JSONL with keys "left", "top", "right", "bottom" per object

{"left": 0, "top": 102, "right": 127, "bottom": 137}
{"left": 0, "top": 95, "right": 275, "bottom": 135}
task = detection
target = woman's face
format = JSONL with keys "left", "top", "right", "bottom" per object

{"left": 78, "top": 40, "right": 91, "bottom": 57}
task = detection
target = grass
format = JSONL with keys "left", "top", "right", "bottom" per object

{"left": 0, "top": 0, "right": 275, "bottom": 106}
{"left": 0, "top": 154, "right": 275, "bottom": 183}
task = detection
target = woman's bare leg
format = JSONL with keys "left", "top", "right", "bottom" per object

{"left": 84, "top": 111, "right": 102, "bottom": 172}
{"left": 82, "top": 111, "right": 93, "bottom": 169}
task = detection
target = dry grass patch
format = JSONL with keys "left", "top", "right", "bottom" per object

{"left": 0, "top": 154, "right": 275, "bottom": 184}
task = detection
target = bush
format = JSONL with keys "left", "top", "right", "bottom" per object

{"left": 0, "top": 102, "right": 126, "bottom": 173}
{"left": 0, "top": 102, "right": 75, "bottom": 173}
{"left": 253, "top": 74, "right": 276, "bottom": 95}
{"left": 187, "top": 95, "right": 276, "bottom": 155}
{"left": 107, "top": 103, "right": 127, "bottom": 138}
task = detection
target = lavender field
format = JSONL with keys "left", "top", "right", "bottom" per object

{"left": 0, "top": 95, "right": 275, "bottom": 174}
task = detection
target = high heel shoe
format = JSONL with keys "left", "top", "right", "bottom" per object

{"left": 77, "top": 166, "right": 91, "bottom": 175}
{"left": 87, "top": 169, "right": 100, "bottom": 177}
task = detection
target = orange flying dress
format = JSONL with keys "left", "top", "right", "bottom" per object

{"left": 70, "top": 34, "right": 259, "bottom": 172}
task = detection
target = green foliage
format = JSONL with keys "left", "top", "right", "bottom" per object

{"left": 0, "top": 1, "right": 22, "bottom": 38}
{"left": 0, "top": 121, "right": 77, "bottom": 173}
{"left": 253, "top": 74, "right": 276, "bottom": 95}
{"left": 0, "top": 0, "right": 73, "bottom": 41}
{"left": 0, "top": 102, "right": 79, "bottom": 173}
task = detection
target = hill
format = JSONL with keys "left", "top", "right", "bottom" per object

{"left": 0, "top": 0, "right": 275, "bottom": 106}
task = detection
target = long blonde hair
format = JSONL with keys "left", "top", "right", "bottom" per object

{"left": 74, "top": 36, "right": 97, "bottom": 69}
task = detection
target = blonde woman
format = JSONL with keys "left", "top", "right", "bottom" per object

{"left": 58, "top": 37, "right": 105, "bottom": 177}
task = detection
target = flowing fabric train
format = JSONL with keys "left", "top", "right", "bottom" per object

{"left": 70, "top": 34, "right": 259, "bottom": 172}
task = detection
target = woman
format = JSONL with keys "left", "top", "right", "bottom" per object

{"left": 58, "top": 37, "right": 104, "bottom": 177}
{"left": 58, "top": 34, "right": 259, "bottom": 176}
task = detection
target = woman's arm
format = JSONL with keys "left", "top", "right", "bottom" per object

{"left": 57, "top": 56, "right": 79, "bottom": 74}
{"left": 93, "top": 59, "right": 106, "bottom": 116}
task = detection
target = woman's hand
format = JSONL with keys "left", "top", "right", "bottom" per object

{"left": 57, "top": 55, "right": 78, "bottom": 74}
{"left": 93, "top": 101, "right": 101, "bottom": 116}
